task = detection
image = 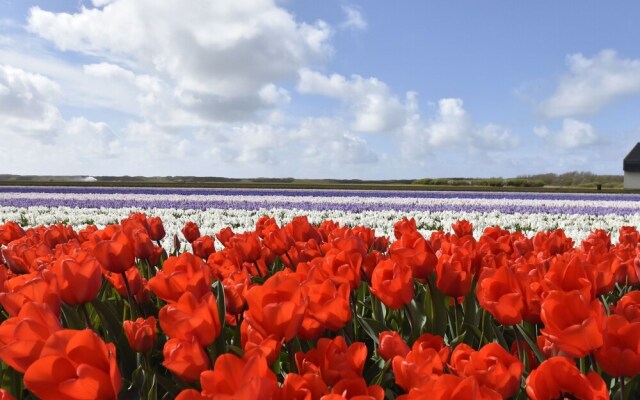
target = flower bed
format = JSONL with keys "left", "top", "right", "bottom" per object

{"left": 0, "top": 210, "right": 639, "bottom": 399}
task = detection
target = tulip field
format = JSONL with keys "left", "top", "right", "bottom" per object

{"left": 2, "top": 186, "right": 640, "bottom": 399}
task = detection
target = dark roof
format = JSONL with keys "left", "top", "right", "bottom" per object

{"left": 624, "top": 143, "right": 640, "bottom": 172}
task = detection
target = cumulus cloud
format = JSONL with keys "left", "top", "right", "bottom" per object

{"left": 0, "top": 64, "right": 121, "bottom": 164}
{"left": 298, "top": 69, "right": 410, "bottom": 132}
{"left": 400, "top": 97, "right": 519, "bottom": 159}
{"left": 535, "top": 119, "right": 599, "bottom": 149}
{"left": 27, "top": 0, "right": 332, "bottom": 122}
{"left": 0, "top": 64, "right": 62, "bottom": 139}
{"left": 540, "top": 50, "right": 640, "bottom": 117}
{"left": 425, "top": 98, "right": 471, "bottom": 147}
{"left": 341, "top": 5, "right": 367, "bottom": 31}
{"left": 199, "top": 117, "right": 378, "bottom": 169}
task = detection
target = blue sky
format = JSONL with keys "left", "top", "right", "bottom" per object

{"left": 1, "top": 0, "right": 639, "bottom": 179}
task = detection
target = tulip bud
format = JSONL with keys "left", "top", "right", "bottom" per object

{"left": 123, "top": 316, "right": 157, "bottom": 353}
{"left": 378, "top": 331, "right": 410, "bottom": 361}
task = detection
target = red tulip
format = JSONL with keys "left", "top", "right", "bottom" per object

{"left": 192, "top": 235, "right": 216, "bottom": 259}
{"left": 50, "top": 249, "right": 102, "bottom": 306}
{"left": 378, "top": 331, "right": 410, "bottom": 361}
{"left": 526, "top": 356, "right": 608, "bottom": 400}
{"left": 244, "top": 271, "right": 306, "bottom": 341}
{"left": 199, "top": 353, "right": 279, "bottom": 398}
{"left": 182, "top": 221, "right": 201, "bottom": 243}
{"left": 162, "top": 337, "right": 210, "bottom": 382}
{"left": 148, "top": 252, "right": 212, "bottom": 303}
{"left": 370, "top": 259, "right": 414, "bottom": 310}
{"left": 23, "top": 329, "right": 121, "bottom": 400}
{"left": 0, "top": 302, "right": 61, "bottom": 373}
{"left": 540, "top": 290, "right": 605, "bottom": 358}
{"left": 159, "top": 291, "right": 221, "bottom": 347}
{"left": 92, "top": 230, "right": 135, "bottom": 273}
{"left": 123, "top": 316, "right": 157, "bottom": 353}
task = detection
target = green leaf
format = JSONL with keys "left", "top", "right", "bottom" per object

{"left": 515, "top": 324, "right": 546, "bottom": 364}
{"left": 462, "top": 322, "right": 488, "bottom": 346}
{"left": 61, "top": 303, "right": 85, "bottom": 330}
{"left": 462, "top": 277, "right": 478, "bottom": 329}
{"left": 426, "top": 274, "right": 449, "bottom": 338}
{"left": 357, "top": 316, "right": 382, "bottom": 345}
{"left": 91, "top": 298, "right": 137, "bottom": 378}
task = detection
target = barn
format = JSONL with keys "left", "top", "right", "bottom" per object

{"left": 624, "top": 142, "right": 640, "bottom": 189}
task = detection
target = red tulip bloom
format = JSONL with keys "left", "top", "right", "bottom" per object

{"left": 23, "top": 329, "right": 121, "bottom": 400}
{"left": 148, "top": 216, "right": 166, "bottom": 241}
{"left": 295, "top": 336, "right": 367, "bottom": 387}
{"left": 393, "top": 217, "right": 417, "bottom": 240}
{"left": 123, "top": 316, "right": 157, "bottom": 353}
{"left": 436, "top": 247, "right": 474, "bottom": 298}
{"left": 612, "top": 290, "right": 640, "bottom": 322}
{"left": 378, "top": 331, "right": 410, "bottom": 361}
{"left": 159, "top": 292, "right": 221, "bottom": 347}
{"left": 299, "top": 278, "right": 351, "bottom": 339}
{"left": 328, "top": 378, "right": 385, "bottom": 400}
{"left": 281, "top": 372, "right": 328, "bottom": 400}
{"left": 397, "top": 375, "right": 502, "bottom": 400}
{"left": 240, "top": 320, "right": 283, "bottom": 365}
{"left": 476, "top": 264, "right": 524, "bottom": 325}
{"left": 92, "top": 230, "right": 135, "bottom": 273}
{"left": 390, "top": 230, "right": 437, "bottom": 280}
{"left": 0, "top": 221, "right": 25, "bottom": 246}
{"left": 262, "top": 224, "right": 294, "bottom": 256}
{"left": 450, "top": 342, "right": 523, "bottom": 398}
{"left": 50, "top": 249, "right": 102, "bottom": 306}
{"left": 162, "top": 337, "right": 210, "bottom": 382}
{"left": 199, "top": 354, "right": 279, "bottom": 399}
{"left": 370, "top": 259, "right": 414, "bottom": 310}
{"left": 392, "top": 335, "right": 449, "bottom": 391}
{"left": 192, "top": 235, "right": 216, "bottom": 259}
{"left": 540, "top": 290, "right": 606, "bottom": 358}
{"left": 181, "top": 221, "right": 201, "bottom": 243}
{"left": 526, "top": 356, "right": 609, "bottom": 400}
{"left": 594, "top": 314, "right": 640, "bottom": 377}
{"left": 0, "top": 302, "right": 61, "bottom": 373}
{"left": 148, "top": 252, "right": 212, "bottom": 303}
{"left": 244, "top": 271, "right": 306, "bottom": 341}
{"left": 0, "top": 270, "right": 61, "bottom": 317}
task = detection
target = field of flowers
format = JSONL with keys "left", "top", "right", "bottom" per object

{"left": 1, "top": 186, "right": 640, "bottom": 399}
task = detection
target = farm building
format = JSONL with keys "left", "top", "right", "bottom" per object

{"left": 624, "top": 142, "right": 640, "bottom": 189}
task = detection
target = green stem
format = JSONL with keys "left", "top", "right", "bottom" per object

{"left": 452, "top": 297, "right": 460, "bottom": 338}
{"left": 121, "top": 271, "right": 141, "bottom": 319}
{"left": 80, "top": 303, "right": 94, "bottom": 331}
{"left": 620, "top": 376, "right": 625, "bottom": 400}
{"left": 286, "top": 340, "right": 298, "bottom": 374}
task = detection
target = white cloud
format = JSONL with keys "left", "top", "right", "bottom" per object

{"left": 258, "top": 83, "right": 291, "bottom": 106}
{"left": 533, "top": 125, "right": 550, "bottom": 138}
{"left": 27, "top": 0, "right": 332, "bottom": 111}
{"left": 535, "top": 119, "right": 599, "bottom": 150}
{"left": 91, "top": 0, "right": 115, "bottom": 7}
{"left": 474, "top": 124, "right": 520, "bottom": 150}
{"left": 198, "top": 117, "right": 378, "bottom": 168}
{"left": 0, "top": 64, "right": 63, "bottom": 139}
{"left": 341, "top": 5, "right": 367, "bottom": 31}
{"left": 426, "top": 98, "right": 471, "bottom": 147}
{"left": 297, "top": 69, "right": 409, "bottom": 132}
{"left": 400, "top": 97, "right": 519, "bottom": 159}
{"left": 540, "top": 50, "right": 640, "bottom": 117}
{"left": 0, "top": 64, "right": 121, "bottom": 165}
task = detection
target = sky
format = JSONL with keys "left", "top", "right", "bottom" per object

{"left": 1, "top": 0, "right": 639, "bottom": 179}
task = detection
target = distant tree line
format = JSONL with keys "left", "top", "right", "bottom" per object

{"left": 413, "top": 172, "right": 623, "bottom": 189}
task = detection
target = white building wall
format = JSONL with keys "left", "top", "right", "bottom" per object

{"left": 624, "top": 172, "right": 640, "bottom": 189}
